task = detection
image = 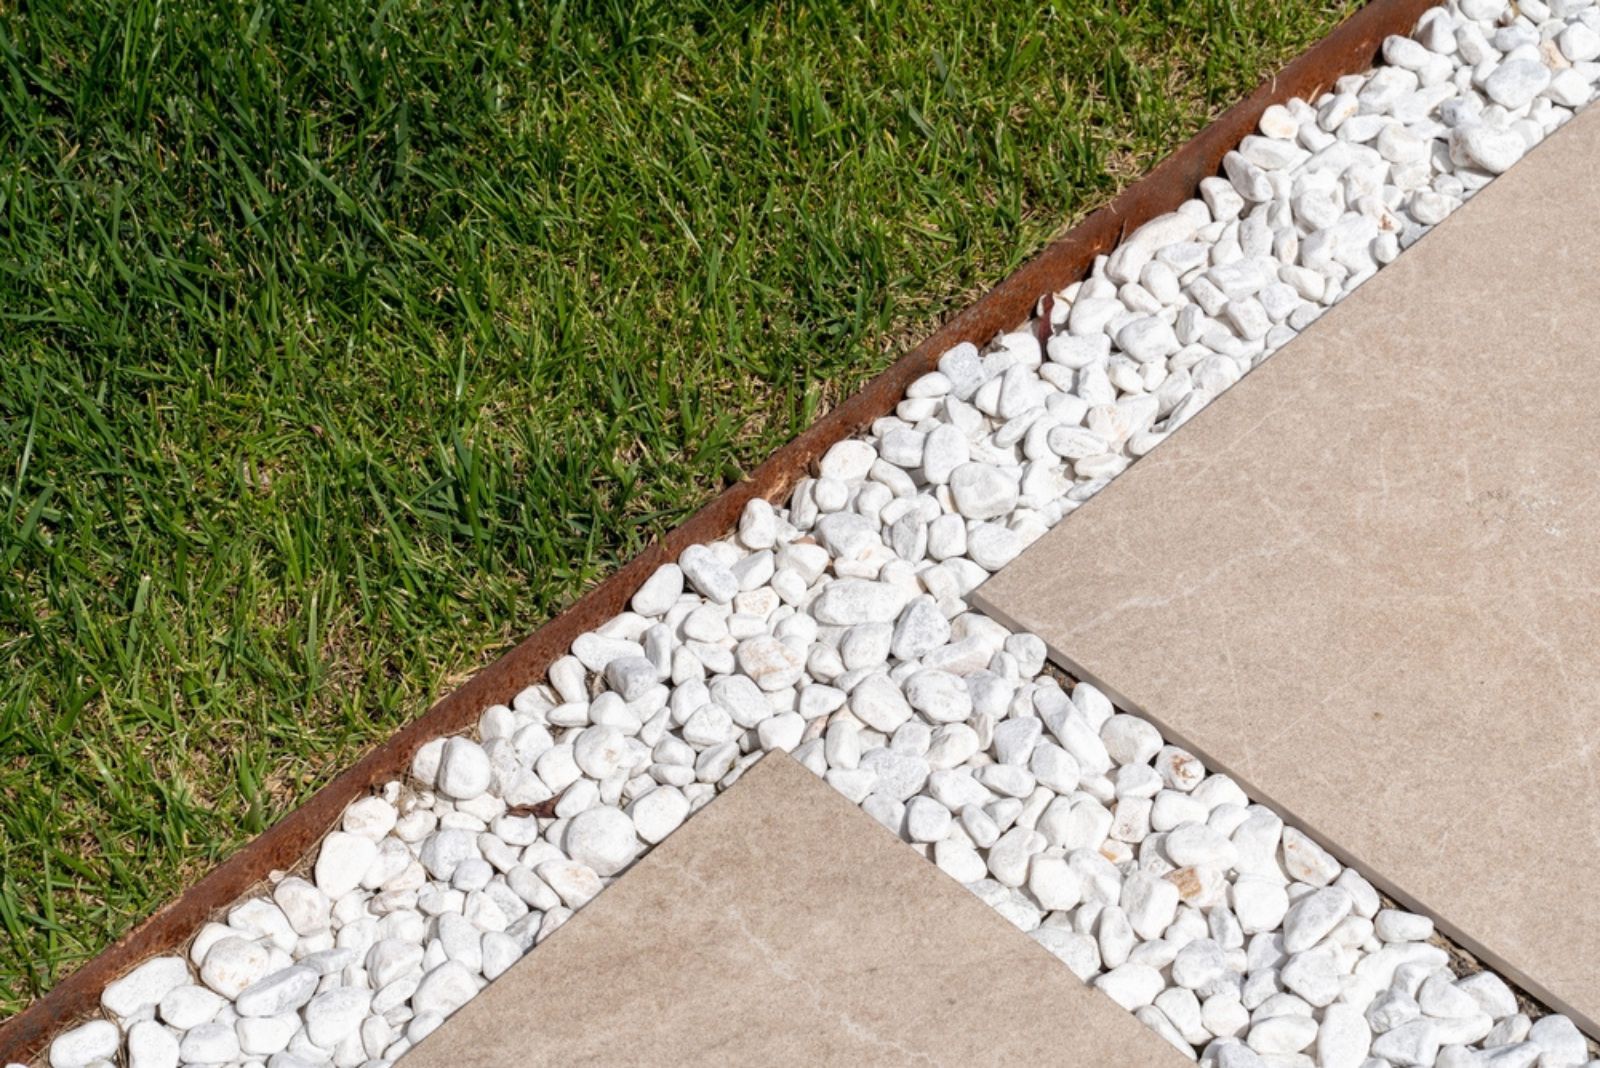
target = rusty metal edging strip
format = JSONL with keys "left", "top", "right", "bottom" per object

{"left": 0, "top": 0, "right": 1440, "bottom": 1057}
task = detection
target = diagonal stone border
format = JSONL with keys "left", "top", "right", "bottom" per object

{"left": 2, "top": 2, "right": 1446, "bottom": 1058}
{"left": 12, "top": 2, "right": 1600, "bottom": 1067}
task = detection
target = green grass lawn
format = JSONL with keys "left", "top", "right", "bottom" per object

{"left": 0, "top": 0, "right": 1353, "bottom": 1011}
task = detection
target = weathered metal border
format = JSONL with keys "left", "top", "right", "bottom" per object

{"left": 0, "top": 0, "right": 1440, "bottom": 1057}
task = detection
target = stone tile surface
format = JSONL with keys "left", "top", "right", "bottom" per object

{"left": 399, "top": 752, "right": 1186, "bottom": 1067}
{"left": 975, "top": 105, "right": 1600, "bottom": 1033}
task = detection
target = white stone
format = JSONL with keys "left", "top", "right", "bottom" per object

{"left": 227, "top": 898, "right": 296, "bottom": 953}
{"left": 101, "top": 954, "right": 190, "bottom": 1020}
{"left": 1280, "top": 827, "right": 1340, "bottom": 886}
{"left": 991, "top": 716, "right": 1041, "bottom": 765}
{"left": 1382, "top": 33, "right": 1431, "bottom": 71}
{"left": 861, "top": 748, "right": 930, "bottom": 802}
{"left": 246, "top": 1012, "right": 306, "bottom": 1057}
{"left": 922, "top": 424, "right": 969, "bottom": 485}
{"left": 303, "top": 987, "right": 372, "bottom": 1048}
{"left": 1117, "top": 317, "right": 1180, "bottom": 363}
{"left": 572, "top": 724, "right": 628, "bottom": 779}
{"left": 1368, "top": 988, "right": 1422, "bottom": 1034}
{"left": 49, "top": 1021, "right": 120, "bottom": 1068}
{"left": 198, "top": 935, "right": 271, "bottom": 998}
{"left": 483, "top": 930, "right": 523, "bottom": 981}
{"left": 411, "top": 739, "right": 448, "bottom": 786}
{"left": 818, "top": 439, "right": 877, "bottom": 482}
{"left": 1027, "top": 855, "right": 1082, "bottom": 911}
{"left": 236, "top": 965, "right": 319, "bottom": 1017}
{"left": 177, "top": 1021, "right": 239, "bottom": 1064}
{"left": 342, "top": 795, "right": 399, "bottom": 840}
{"left": 1456, "top": 971, "right": 1519, "bottom": 1021}
{"left": 628, "top": 785, "right": 690, "bottom": 844}
{"left": 158, "top": 984, "right": 224, "bottom": 1029}
{"left": 679, "top": 544, "right": 738, "bottom": 604}
{"left": 810, "top": 579, "right": 909, "bottom": 625}
{"left": 436, "top": 737, "right": 493, "bottom": 800}
{"left": 1101, "top": 713, "right": 1162, "bottom": 765}
{"left": 1419, "top": 974, "right": 1483, "bottom": 1021}
{"left": 1095, "top": 963, "right": 1165, "bottom": 1010}
{"left": 1232, "top": 875, "right": 1289, "bottom": 934}
{"left": 1122, "top": 870, "right": 1180, "bottom": 940}
{"left": 1371, "top": 1019, "right": 1440, "bottom": 1066}
{"left": 903, "top": 670, "right": 972, "bottom": 724}
{"left": 126, "top": 1020, "right": 180, "bottom": 1068}
{"left": 1334, "top": 867, "right": 1380, "bottom": 919}
{"left": 737, "top": 498, "right": 779, "bottom": 549}
{"left": 314, "top": 830, "right": 379, "bottom": 898}
{"left": 1558, "top": 20, "right": 1600, "bottom": 62}
{"left": 966, "top": 523, "right": 1026, "bottom": 570}
{"left": 419, "top": 827, "right": 478, "bottom": 881}
{"left": 1282, "top": 885, "right": 1352, "bottom": 952}
{"left": 892, "top": 597, "right": 951, "bottom": 661}
{"left": 572, "top": 631, "right": 643, "bottom": 671}
{"left": 1248, "top": 1014, "right": 1318, "bottom": 1055}
{"left": 905, "top": 796, "right": 953, "bottom": 843}
{"left": 632, "top": 563, "right": 684, "bottom": 616}
{"left": 1528, "top": 1014, "right": 1587, "bottom": 1066}
{"left": 1171, "top": 938, "right": 1229, "bottom": 991}
{"left": 1202, "top": 996, "right": 1250, "bottom": 1044}
{"left": 1031, "top": 927, "right": 1100, "bottom": 981}
{"left": 1281, "top": 947, "right": 1342, "bottom": 1006}
{"left": 736, "top": 635, "right": 805, "bottom": 691}
{"left": 948, "top": 463, "right": 1019, "bottom": 520}
{"left": 1454, "top": 124, "right": 1526, "bottom": 174}
{"left": 1374, "top": 907, "right": 1435, "bottom": 943}
{"left": 1044, "top": 706, "right": 1112, "bottom": 776}
{"left": 1484, "top": 59, "right": 1552, "bottom": 109}
{"left": 604, "top": 655, "right": 659, "bottom": 701}
{"left": 412, "top": 960, "right": 480, "bottom": 1017}
{"left": 1029, "top": 744, "right": 1080, "bottom": 795}
{"left": 1165, "top": 823, "right": 1239, "bottom": 868}
{"left": 850, "top": 673, "right": 914, "bottom": 732}
{"left": 563, "top": 806, "right": 639, "bottom": 876}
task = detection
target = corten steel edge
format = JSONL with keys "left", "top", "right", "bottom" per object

{"left": 0, "top": 0, "right": 1442, "bottom": 1058}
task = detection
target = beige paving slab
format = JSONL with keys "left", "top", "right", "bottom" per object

{"left": 399, "top": 752, "right": 1187, "bottom": 1067}
{"left": 975, "top": 103, "right": 1600, "bottom": 1033}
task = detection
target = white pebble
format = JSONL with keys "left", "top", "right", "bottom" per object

{"left": 126, "top": 1020, "right": 179, "bottom": 1068}
{"left": 412, "top": 960, "right": 481, "bottom": 1017}
{"left": 101, "top": 955, "right": 190, "bottom": 1021}
{"left": 158, "top": 984, "right": 223, "bottom": 1029}
{"left": 177, "top": 1021, "right": 238, "bottom": 1064}
{"left": 436, "top": 737, "right": 493, "bottom": 801}
{"left": 49, "top": 1021, "right": 120, "bottom": 1068}
{"left": 303, "top": 987, "right": 372, "bottom": 1048}
{"left": 818, "top": 439, "right": 877, "bottom": 482}
{"left": 563, "top": 806, "right": 639, "bottom": 876}
{"left": 679, "top": 544, "right": 738, "bottom": 604}
{"left": 1484, "top": 58, "right": 1552, "bottom": 108}
{"left": 1374, "top": 907, "right": 1435, "bottom": 943}
{"left": 631, "top": 563, "right": 683, "bottom": 616}
{"left": 628, "top": 786, "right": 690, "bottom": 844}
{"left": 1095, "top": 963, "right": 1164, "bottom": 1010}
{"left": 314, "top": 831, "right": 379, "bottom": 899}
{"left": 949, "top": 463, "right": 1020, "bottom": 520}
{"left": 197, "top": 936, "right": 271, "bottom": 999}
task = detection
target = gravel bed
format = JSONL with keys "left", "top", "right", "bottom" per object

{"left": 30, "top": 3, "right": 1600, "bottom": 1067}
